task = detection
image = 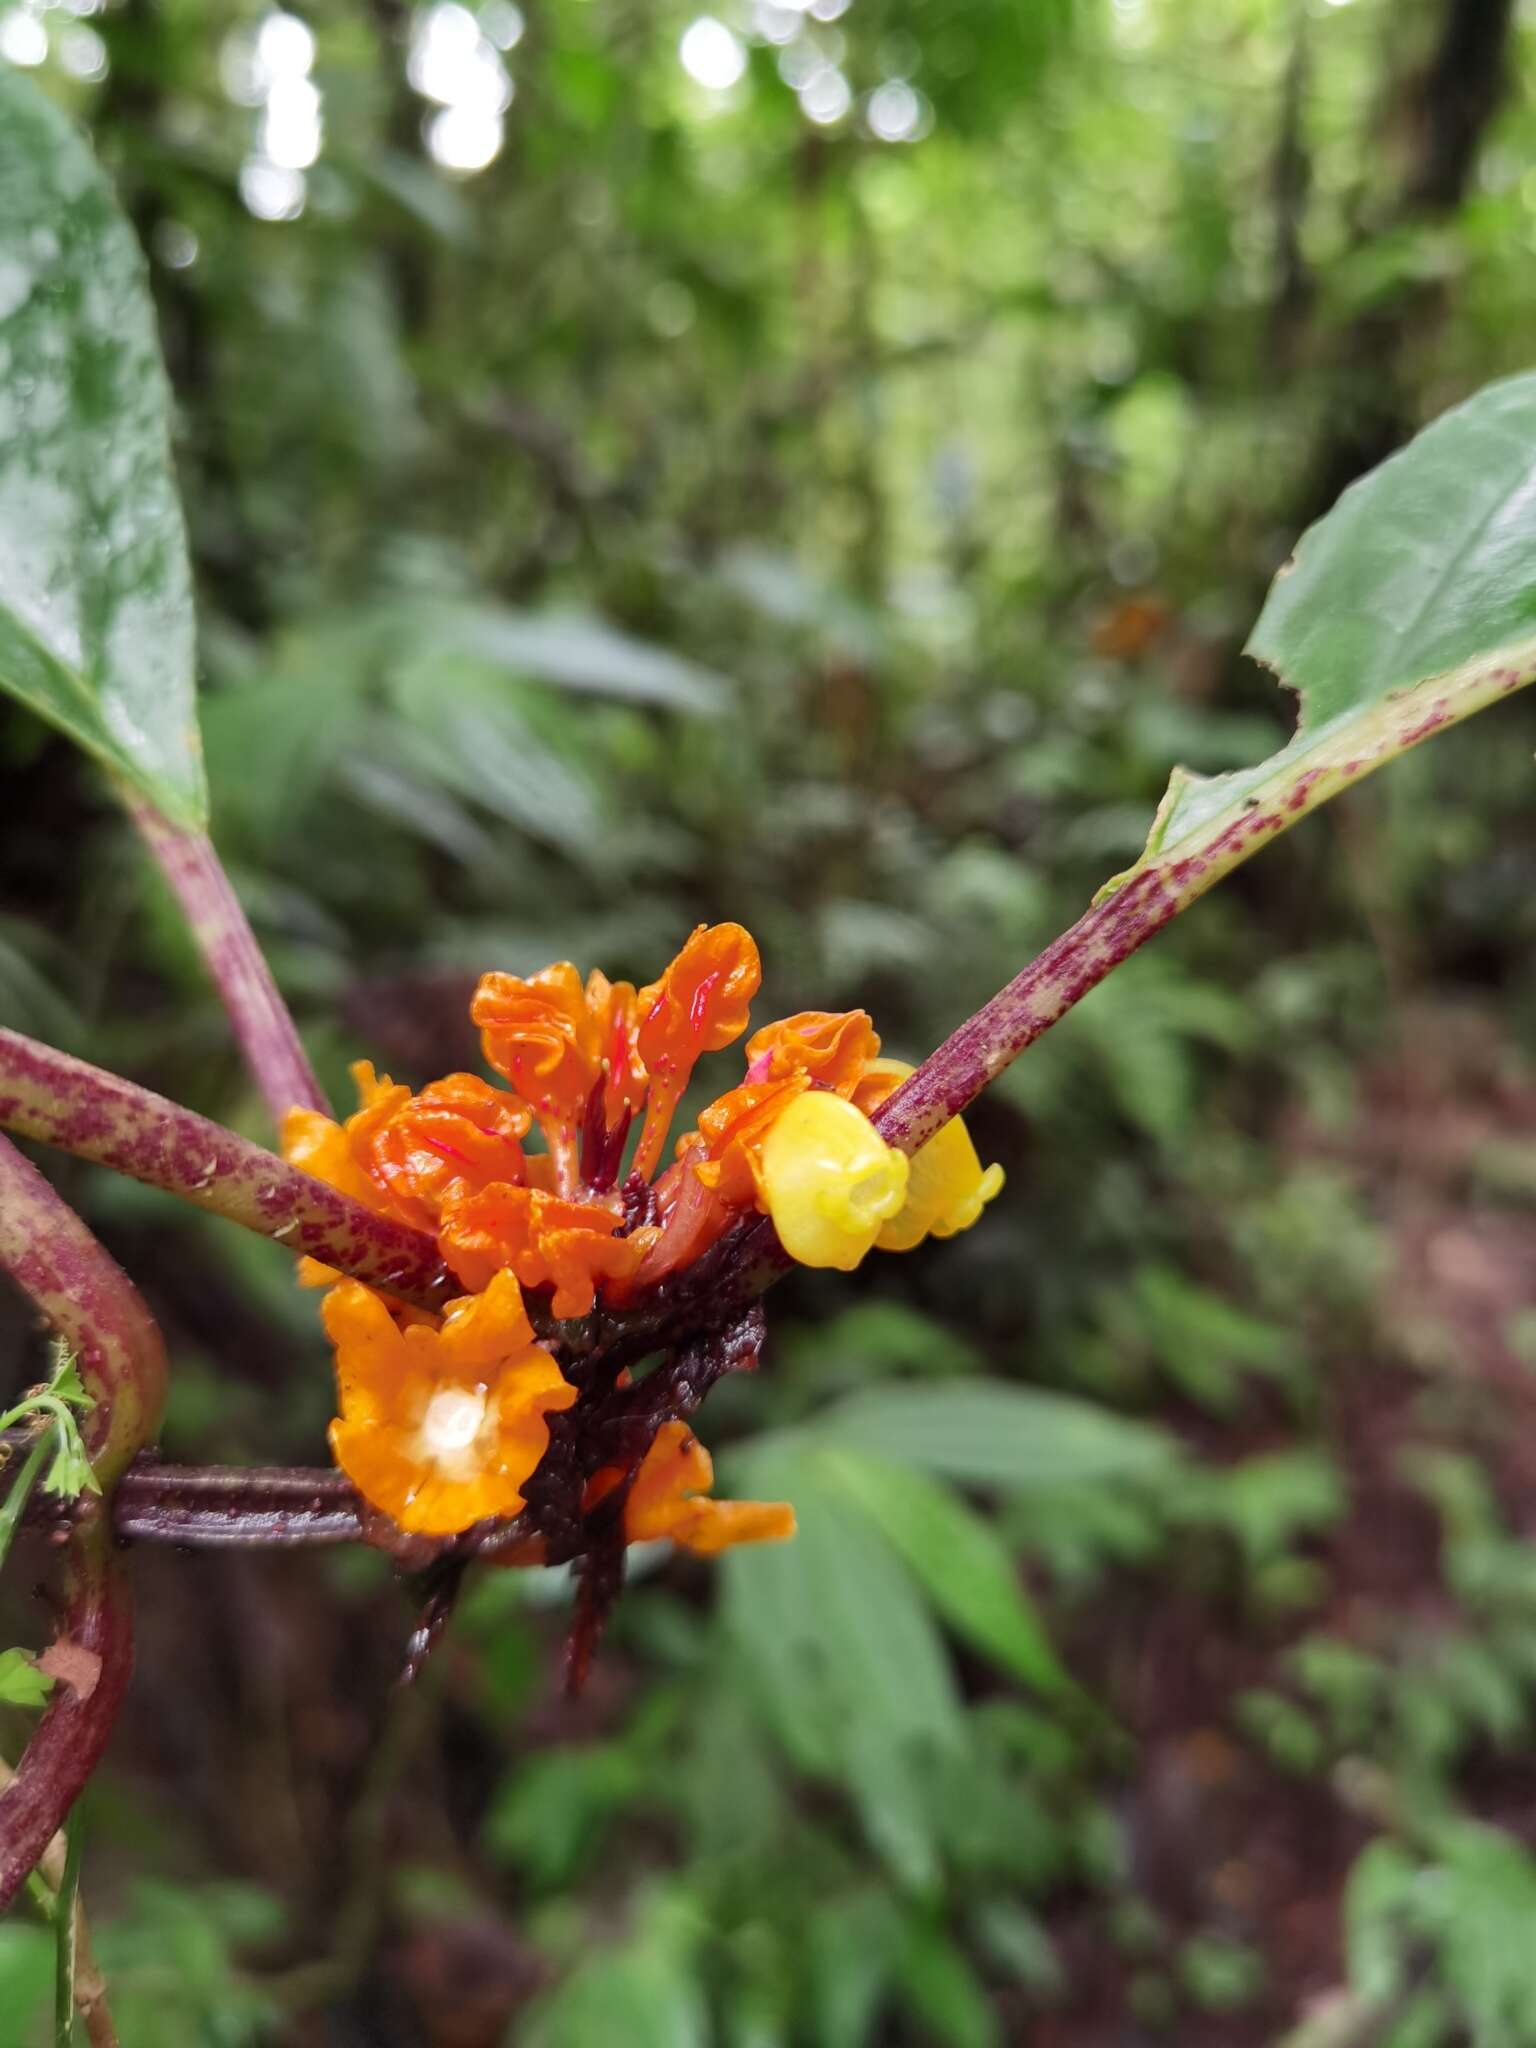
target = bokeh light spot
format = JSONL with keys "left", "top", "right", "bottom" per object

{"left": 427, "top": 101, "right": 505, "bottom": 172}
{"left": 867, "top": 78, "right": 923, "bottom": 143}
{"left": 799, "top": 65, "right": 850, "bottom": 124}
{"left": 0, "top": 10, "right": 47, "bottom": 65}
{"left": 239, "top": 157, "right": 307, "bottom": 221}
{"left": 679, "top": 16, "right": 747, "bottom": 90}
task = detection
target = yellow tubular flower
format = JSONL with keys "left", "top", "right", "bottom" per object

{"left": 850, "top": 1058, "right": 1006, "bottom": 1251}
{"left": 758, "top": 1091, "right": 910, "bottom": 1272}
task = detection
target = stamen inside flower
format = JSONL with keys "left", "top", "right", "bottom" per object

{"left": 420, "top": 1385, "right": 488, "bottom": 1458}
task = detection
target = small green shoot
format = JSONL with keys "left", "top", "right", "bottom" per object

{"left": 0, "top": 1342, "right": 99, "bottom": 1517}
{"left": 0, "top": 1647, "right": 55, "bottom": 1709}
{"left": 0, "top": 1345, "right": 95, "bottom": 1722}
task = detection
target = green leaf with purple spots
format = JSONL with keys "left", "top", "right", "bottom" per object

{"left": 1104, "top": 372, "right": 1536, "bottom": 911}
{"left": 0, "top": 68, "right": 205, "bottom": 826}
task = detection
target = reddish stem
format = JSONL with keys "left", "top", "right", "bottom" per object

{"left": 0, "top": 1134, "right": 165, "bottom": 1906}
{"left": 0, "top": 1136, "right": 166, "bottom": 1484}
{"left": 0, "top": 1521, "right": 133, "bottom": 1911}
{"left": 871, "top": 866, "right": 1180, "bottom": 1155}
{"left": 0, "top": 1030, "right": 450, "bottom": 1311}
{"left": 125, "top": 795, "right": 328, "bottom": 1127}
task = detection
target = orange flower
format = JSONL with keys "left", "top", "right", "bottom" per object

{"left": 473, "top": 964, "right": 650, "bottom": 1190}
{"left": 439, "top": 1184, "right": 658, "bottom": 1320}
{"left": 584, "top": 969, "right": 648, "bottom": 1130}
{"left": 743, "top": 1009, "right": 881, "bottom": 1093}
{"left": 282, "top": 1061, "right": 404, "bottom": 1216}
{"left": 472, "top": 963, "right": 596, "bottom": 1186}
{"left": 323, "top": 1271, "right": 576, "bottom": 1536}
{"left": 588, "top": 1420, "right": 795, "bottom": 1556}
{"left": 360, "top": 1072, "right": 531, "bottom": 1233}
{"left": 692, "top": 1073, "right": 810, "bottom": 1208}
{"left": 283, "top": 1063, "right": 532, "bottom": 1264}
{"left": 632, "top": 924, "right": 761, "bottom": 1177}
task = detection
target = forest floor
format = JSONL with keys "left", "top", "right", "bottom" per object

{"left": 1041, "top": 1003, "right": 1536, "bottom": 2046}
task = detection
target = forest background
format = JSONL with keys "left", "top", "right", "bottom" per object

{"left": 4, "top": 0, "right": 1536, "bottom": 2041}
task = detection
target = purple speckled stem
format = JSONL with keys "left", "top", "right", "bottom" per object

{"left": 126, "top": 794, "right": 328, "bottom": 1127}
{"left": 0, "top": 1030, "right": 449, "bottom": 1310}
{"left": 0, "top": 1135, "right": 167, "bottom": 1485}
{"left": 0, "top": 1133, "right": 166, "bottom": 1907}
{"left": 872, "top": 865, "right": 1180, "bottom": 1154}
{"left": 109, "top": 1462, "right": 363, "bottom": 1548}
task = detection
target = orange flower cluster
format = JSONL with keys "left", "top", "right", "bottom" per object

{"left": 284, "top": 922, "right": 1000, "bottom": 1549}
{"left": 285, "top": 922, "right": 766, "bottom": 1322}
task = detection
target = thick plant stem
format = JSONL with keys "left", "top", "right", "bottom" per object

{"left": 871, "top": 866, "right": 1180, "bottom": 1155}
{"left": 0, "top": 1135, "right": 162, "bottom": 1908}
{"left": 126, "top": 794, "right": 328, "bottom": 1127}
{"left": 0, "top": 1030, "right": 449, "bottom": 1310}
{"left": 0, "top": 1135, "right": 166, "bottom": 1486}
{"left": 110, "top": 1462, "right": 363, "bottom": 1548}
{"left": 0, "top": 1521, "right": 133, "bottom": 1912}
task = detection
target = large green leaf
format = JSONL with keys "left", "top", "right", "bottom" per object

{"left": 1104, "top": 373, "right": 1536, "bottom": 911}
{"left": 723, "top": 1440, "right": 963, "bottom": 1887}
{"left": 0, "top": 69, "right": 204, "bottom": 825}
{"left": 813, "top": 1381, "right": 1179, "bottom": 1493}
{"left": 818, "top": 1447, "right": 1076, "bottom": 1698}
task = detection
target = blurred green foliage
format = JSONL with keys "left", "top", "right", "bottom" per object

{"left": 4, "top": 0, "right": 1536, "bottom": 2041}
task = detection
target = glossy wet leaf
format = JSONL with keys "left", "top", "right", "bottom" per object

{"left": 0, "top": 70, "right": 204, "bottom": 825}
{"left": 1105, "top": 372, "right": 1536, "bottom": 913}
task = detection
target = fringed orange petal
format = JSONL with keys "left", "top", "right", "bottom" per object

{"left": 284, "top": 1075, "right": 407, "bottom": 1286}
{"left": 632, "top": 924, "right": 762, "bottom": 1176}
{"left": 322, "top": 1279, "right": 416, "bottom": 1427}
{"left": 743, "top": 1009, "right": 881, "bottom": 1093}
{"left": 473, "top": 963, "right": 600, "bottom": 1134}
{"left": 438, "top": 1184, "right": 655, "bottom": 1319}
{"left": 361, "top": 1072, "right": 531, "bottom": 1233}
{"left": 636, "top": 923, "right": 762, "bottom": 1080}
{"left": 282, "top": 1099, "right": 389, "bottom": 1216}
